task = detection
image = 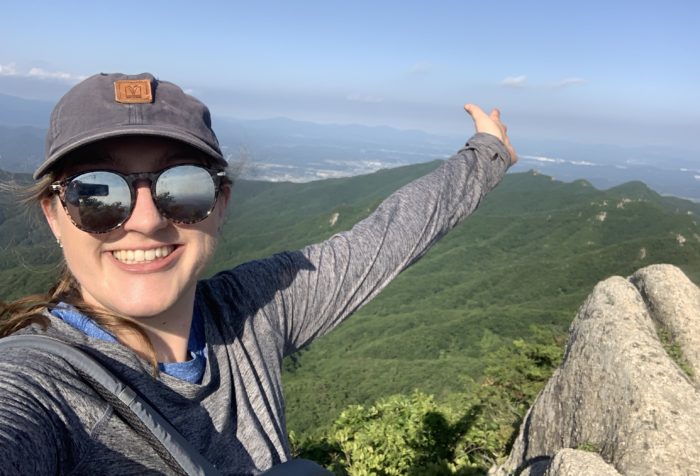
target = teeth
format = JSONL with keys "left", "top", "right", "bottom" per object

{"left": 112, "top": 246, "right": 174, "bottom": 264}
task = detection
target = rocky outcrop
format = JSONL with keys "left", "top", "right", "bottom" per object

{"left": 490, "top": 264, "right": 700, "bottom": 476}
{"left": 543, "top": 449, "right": 622, "bottom": 476}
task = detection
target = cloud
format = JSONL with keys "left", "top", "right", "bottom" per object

{"left": 500, "top": 75, "right": 586, "bottom": 89}
{"left": 0, "top": 62, "right": 86, "bottom": 82}
{"left": 347, "top": 93, "right": 384, "bottom": 104}
{"left": 408, "top": 62, "right": 433, "bottom": 75}
{"left": 552, "top": 77, "right": 586, "bottom": 88}
{"left": 27, "top": 67, "right": 87, "bottom": 82}
{"left": 0, "top": 62, "right": 18, "bottom": 76}
{"left": 521, "top": 154, "right": 565, "bottom": 164}
{"left": 501, "top": 75, "right": 527, "bottom": 87}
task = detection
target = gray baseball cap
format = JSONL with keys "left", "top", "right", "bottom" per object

{"left": 35, "top": 72, "right": 226, "bottom": 179}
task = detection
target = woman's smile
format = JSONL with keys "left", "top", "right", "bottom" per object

{"left": 111, "top": 245, "right": 176, "bottom": 264}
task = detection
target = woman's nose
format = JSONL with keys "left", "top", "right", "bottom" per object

{"left": 121, "top": 182, "right": 169, "bottom": 234}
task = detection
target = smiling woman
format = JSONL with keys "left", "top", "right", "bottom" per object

{"left": 0, "top": 72, "right": 515, "bottom": 474}
{"left": 41, "top": 137, "right": 230, "bottom": 363}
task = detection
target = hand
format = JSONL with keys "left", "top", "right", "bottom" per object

{"left": 464, "top": 104, "right": 517, "bottom": 165}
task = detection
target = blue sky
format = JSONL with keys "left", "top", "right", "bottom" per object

{"left": 1, "top": 0, "right": 699, "bottom": 155}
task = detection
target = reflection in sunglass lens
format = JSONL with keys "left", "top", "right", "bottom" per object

{"left": 155, "top": 166, "right": 217, "bottom": 223}
{"left": 65, "top": 171, "right": 131, "bottom": 232}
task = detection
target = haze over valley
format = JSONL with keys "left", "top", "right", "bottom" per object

{"left": 1, "top": 93, "right": 698, "bottom": 202}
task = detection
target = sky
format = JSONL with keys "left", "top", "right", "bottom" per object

{"left": 1, "top": 0, "right": 699, "bottom": 157}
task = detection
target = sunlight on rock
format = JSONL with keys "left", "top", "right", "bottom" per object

{"left": 616, "top": 198, "right": 631, "bottom": 209}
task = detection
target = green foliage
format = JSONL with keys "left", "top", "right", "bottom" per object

{"left": 291, "top": 329, "right": 564, "bottom": 474}
{"left": 332, "top": 393, "right": 451, "bottom": 474}
{"left": 436, "top": 328, "right": 565, "bottom": 472}
{"left": 576, "top": 442, "right": 600, "bottom": 453}
{"left": 292, "top": 391, "right": 485, "bottom": 475}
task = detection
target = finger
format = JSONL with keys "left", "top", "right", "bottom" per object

{"left": 490, "top": 108, "right": 507, "bottom": 132}
{"left": 464, "top": 103, "right": 487, "bottom": 120}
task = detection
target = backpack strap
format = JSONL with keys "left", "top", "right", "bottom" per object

{"left": 260, "top": 458, "right": 332, "bottom": 475}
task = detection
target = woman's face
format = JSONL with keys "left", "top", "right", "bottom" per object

{"left": 41, "top": 136, "right": 230, "bottom": 319}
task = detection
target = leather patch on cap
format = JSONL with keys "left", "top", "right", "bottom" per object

{"left": 114, "top": 79, "right": 153, "bottom": 104}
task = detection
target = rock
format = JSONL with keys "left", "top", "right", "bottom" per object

{"left": 630, "top": 265, "right": 700, "bottom": 382}
{"left": 543, "top": 449, "right": 621, "bottom": 476}
{"left": 490, "top": 264, "right": 700, "bottom": 476}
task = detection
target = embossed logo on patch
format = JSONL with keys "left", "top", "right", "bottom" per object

{"left": 114, "top": 79, "right": 153, "bottom": 104}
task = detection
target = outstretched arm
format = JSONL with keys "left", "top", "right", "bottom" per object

{"left": 212, "top": 104, "right": 516, "bottom": 354}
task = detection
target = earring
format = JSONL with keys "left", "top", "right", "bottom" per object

{"left": 56, "top": 237, "right": 63, "bottom": 248}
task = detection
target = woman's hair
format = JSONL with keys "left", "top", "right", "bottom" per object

{"left": 0, "top": 151, "right": 236, "bottom": 375}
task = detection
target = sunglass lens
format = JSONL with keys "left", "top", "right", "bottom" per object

{"left": 64, "top": 172, "right": 131, "bottom": 232}
{"left": 155, "top": 166, "right": 217, "bottom": 223}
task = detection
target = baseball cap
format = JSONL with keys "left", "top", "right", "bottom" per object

{"left": 35, "top": 72, "right": 226, "bottom": 179}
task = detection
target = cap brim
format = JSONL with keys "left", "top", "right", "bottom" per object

{"left": 34, "top": 126, "right": 226, "bottom": 179}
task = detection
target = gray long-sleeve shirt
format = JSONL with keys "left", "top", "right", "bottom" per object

{"left": 0, "top": 133, "right": 510, "bottom": 475}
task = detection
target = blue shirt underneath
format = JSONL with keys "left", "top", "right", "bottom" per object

{"left": 50, "top": 303, "right": 207, "bottom": 384}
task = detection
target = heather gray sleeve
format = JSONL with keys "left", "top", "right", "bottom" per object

{"left": 270, "top": 132, "right": 511, "bottom": 353}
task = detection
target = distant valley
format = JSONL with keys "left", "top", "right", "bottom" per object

{"left": 1, "top": 92, "right": 698, "bottom": 201}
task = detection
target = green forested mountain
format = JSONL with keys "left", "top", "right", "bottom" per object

{"left": 1, "top": 163, "right": 699, "bottom": 472}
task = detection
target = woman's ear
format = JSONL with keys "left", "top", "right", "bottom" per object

{"left": 41, "top": 196, "right": 61, "bottom": 242}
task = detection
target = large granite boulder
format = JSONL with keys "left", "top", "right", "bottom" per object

{"left": 490, "top": 264, "right": 700, "bottom": 475}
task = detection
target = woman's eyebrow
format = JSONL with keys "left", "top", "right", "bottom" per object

{"left": 100, "top": 154, "right": 120, "bottom": 167}
{"left": 72, "top": 152, "right": 118, "bottom": 168}
{"left": 159, "top": 150, "right": 208, "bottom": 165}
{"left": 74, "top": 142, "right": 115, "bottom": 160}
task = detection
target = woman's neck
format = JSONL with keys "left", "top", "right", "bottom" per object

{"left": 114, "top": 289, "right": 196, "bottom": 363}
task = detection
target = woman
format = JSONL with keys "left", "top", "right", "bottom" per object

{"left": 0, "top": 72, "right": 515, "bottom": 474}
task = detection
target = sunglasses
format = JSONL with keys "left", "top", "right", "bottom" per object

{"left": 50, "top": 164, "right": 227, "bottom": 233}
